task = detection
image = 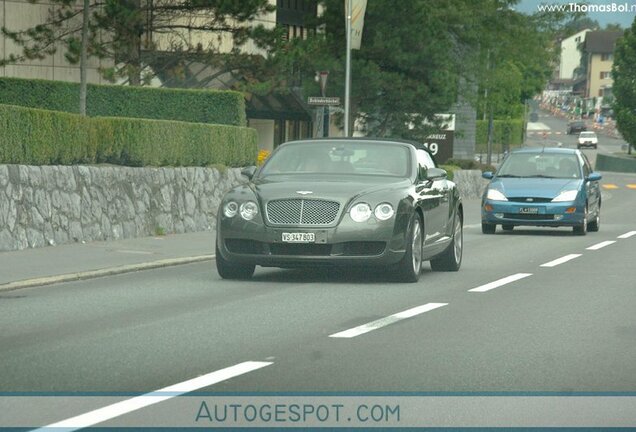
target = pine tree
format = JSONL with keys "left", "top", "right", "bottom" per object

{"left": 1, "top": 0, "right": 276, "bottom": 86}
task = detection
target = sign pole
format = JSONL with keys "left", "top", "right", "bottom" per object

{"left": 320, "top": 71, "right": 330, "bottom": 137}
{"left": 344, "top": 0, "right": 352, "bottom": 137}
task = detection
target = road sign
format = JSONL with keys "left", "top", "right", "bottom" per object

{"left": 423, "top": 131, "right": 454, "bottom": 164}
{"left": 308, "top": 96, "right": 341, "bottom": 106}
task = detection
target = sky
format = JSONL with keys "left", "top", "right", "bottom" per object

{"left": 516, "top": 0, "right": 636, "bottom": 28}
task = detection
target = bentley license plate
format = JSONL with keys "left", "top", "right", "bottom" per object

{"left": 519, "top": 207, "right": 539, "bottom": 214}
{"left": 282, "top": 232, "right": 315, "bottom": 243}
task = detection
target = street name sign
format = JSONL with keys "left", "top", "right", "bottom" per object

{"left": 308, "top": 97, "right": 341, "bottom": 106}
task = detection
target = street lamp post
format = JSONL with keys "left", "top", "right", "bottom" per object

{"left": 344, "top": 0, "right": 352, "bottom": 137}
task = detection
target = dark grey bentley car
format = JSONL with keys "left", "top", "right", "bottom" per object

{"left": 216, "top": 138, "right": 463, "bottom": 282}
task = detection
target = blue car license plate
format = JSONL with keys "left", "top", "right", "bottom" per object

{"left": 519, "top": 207, "right": 539, "bottom": 214}
{"left": 282, "top": 232, "right": 315, "bottom": 243}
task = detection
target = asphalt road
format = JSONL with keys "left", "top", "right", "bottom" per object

{"left": 2, "top": 171, "right": 636, "bottom": 401}
{"left": 526, "top": 111, "right": 629, "bottom": 168}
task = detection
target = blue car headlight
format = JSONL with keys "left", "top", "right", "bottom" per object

{"left": 486, "top": 189, "right": 508, "bottom": 201}
{"left": 552, "top": 190, "right": 578, "bottom": 202}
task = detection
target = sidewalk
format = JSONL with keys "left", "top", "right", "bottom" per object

{"left": 0, "top": 231, "right": 216, "bottom": 291}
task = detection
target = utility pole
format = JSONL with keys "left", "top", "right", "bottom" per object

{"left": 79, "top": 0, "right": 90, "bottom": 116}
{"left": 487, "top": 110, "right": 494, "bottom": 166}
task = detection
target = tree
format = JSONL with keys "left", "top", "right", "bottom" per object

{"left": 79, "top": 0, "right": 90, "bottom": 115}
{"left": 476, "top": 4, "right": 565, "bottom": 120}
{"left": 560, "top": 16, "right": 599, "bottom": 36}
{"left": 612, "top": 18, "right": 636, "bottom": 154}
{"left": 282, "top": 0, "right": 524, "bottom": 138}
{"left": 1, "top": 0, "right": 276, "bottom": 87}
{"left": 604, "top": 23, "right": 624, "bottom": 31}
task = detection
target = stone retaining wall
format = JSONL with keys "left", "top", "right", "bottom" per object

{"left": 595, "top": 153, "right": 636, "bottom": 173}
{"left": 0, "top": 165, "right": 245, "bottom": 252}
{"left": 452, "top": 169, "right": 488, "bottom": 199}
{"left": 0, "top": 165, "right": 489, "bottom": 252}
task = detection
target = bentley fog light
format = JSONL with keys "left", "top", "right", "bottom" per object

{"left": 223, "top": 201, "right": 238, "bottom": 218}
{"left": 350, "top": 203, "right": 372, "bottom": 222}
{"left": 374, "top": 203, "right": 395, "bottom": 221}
{"left": 239, "top": 201, "right": 259, "bottom": 221}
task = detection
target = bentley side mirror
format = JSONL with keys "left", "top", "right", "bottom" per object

{"left": 241, "top": 166, "right": 257, "bottom": 180}
{"left": 426, "top": 167, "right": 447, "bottom": 181}
{"left": 586, "top": 172, "right": 602, "bottom": 182}
{"left": 482, "top": 171, "right": 494, "bottom": 180}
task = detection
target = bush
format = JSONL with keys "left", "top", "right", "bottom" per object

{"left": 445, "top": 158, "right": 497, "bottom": 173}
{"left": 0, "top": 77, "right": 247, "bottom": 127}
{"left": 440, "top": 164, "right": 458, "bottom": 181}
{"left": 476, "top": 119, "right": 524, "bottom": 153}
{"left": 0, "top": 104, "right": 257, "bottom": 167}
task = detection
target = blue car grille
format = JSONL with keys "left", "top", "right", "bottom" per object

{"left": 503, "top": 213, "right": 555, "bottom": 221}
{"left": 507, "top": 197, "right": 553, "bottom": 203}
{"left": 266, "top": 199, "right": 340, "bottom": 225}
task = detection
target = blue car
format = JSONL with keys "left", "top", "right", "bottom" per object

{"left": 481, "top": 147, "right": 602, "bottom": 235}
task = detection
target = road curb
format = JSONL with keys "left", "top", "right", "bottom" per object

{"left": 0, "top": 255, "right": 215, "bottom": 293}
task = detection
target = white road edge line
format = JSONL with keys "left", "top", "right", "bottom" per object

{"left": 329, "top": 303, "right": 448, "bottom": 338}
{"left": 35, "top": 361, "right": 272, "bottom": 431}
{"left": 468, "top": 273, "right": 532, "bottom": 293}
{"left": 540, "top": 254, "right": 582, "bottom": 268}
{"left": 618, "top": 231, "right": 636, "bottom": 239}
{"left": 586, "top": 241, "right": 616, "bottom": 250}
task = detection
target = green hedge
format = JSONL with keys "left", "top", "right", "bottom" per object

{"left": 445, "top": 158, "right": 497, "bottom": 173}
{"left": 0, "top": 104, "right": 257, "bottom": 167}
{"left": 0, "top": 77, "right": 247, "bottom": 127}
{"left": 476, "top": 119, "right": 524, "bottom": 153}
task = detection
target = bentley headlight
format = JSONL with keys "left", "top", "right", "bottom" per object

{"left": 223, "top": 201, "right": 238, "bottom": 218}
{"left": 239, "top": 201, "right": 259, "bottom": 220}
{"left": 374, "top": 203, "right": 395, "bottom": 221}
{"left": 552, "top": 190, "right": 578, "bottom": 202}
{"left": 486, "top": 189, "right": 508, "bottom": 201}
{"left": 350, "top": 203, "right": 372, "bottom": 222}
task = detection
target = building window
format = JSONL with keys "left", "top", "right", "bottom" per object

{"left": 601, "top": 53, "right": 612, "bottom": 61}
{"left": 600, "top": 71, "right": 611, "bottom": 79}
{"left": 575, "top": 36, "right": 581, "bottom": 42}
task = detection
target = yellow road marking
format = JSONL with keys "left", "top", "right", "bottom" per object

{"left": 627, "top": 184, "right": 636, "bottom": 189}
{"left": 602, "top": 184, "right": 619, "bottom": 190}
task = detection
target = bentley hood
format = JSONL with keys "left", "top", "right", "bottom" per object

{"left": 247, "top": 176, "right": 411, "bottom": 203}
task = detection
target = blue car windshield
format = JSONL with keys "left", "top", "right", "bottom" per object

{"left": 497, "top": 153, "right": 582, "bottom": 179}
{"left": 259, "top": 141, "right": 412, "bottom": 177}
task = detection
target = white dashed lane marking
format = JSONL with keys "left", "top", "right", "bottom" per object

{"left": 618, "top": 231, "right": 636, "bottom": 239}
{"left": 586, "top": 241, "right": 616, "bottom": 251}
{"left": 35, "top": 361, "right": 273, "bottom": 432}
{"left": 540, "top": 254, "right": 582, "bottom": 268}
{"left": 329, "top": 303, "right": 448, "bottom": 338}
{"left": 468, "top": 273, "right": 532, "bottom": 293}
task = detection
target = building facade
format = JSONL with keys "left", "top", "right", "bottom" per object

{"left": 0, "top": 0, "right": 111, "bottom": 84}
{"left": 559, "top": 29, "right": 590, "bottom": 80}
{"left": 583, "top": 31, "right": 622, "bottom": 99}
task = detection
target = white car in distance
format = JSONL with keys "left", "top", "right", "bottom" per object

{"left": 577, "top": 131, "right": 598, "bottom": 149}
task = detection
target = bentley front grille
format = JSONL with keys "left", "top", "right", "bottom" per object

{"left": 266, "top": 199, "right": 340, "bottom": 225}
